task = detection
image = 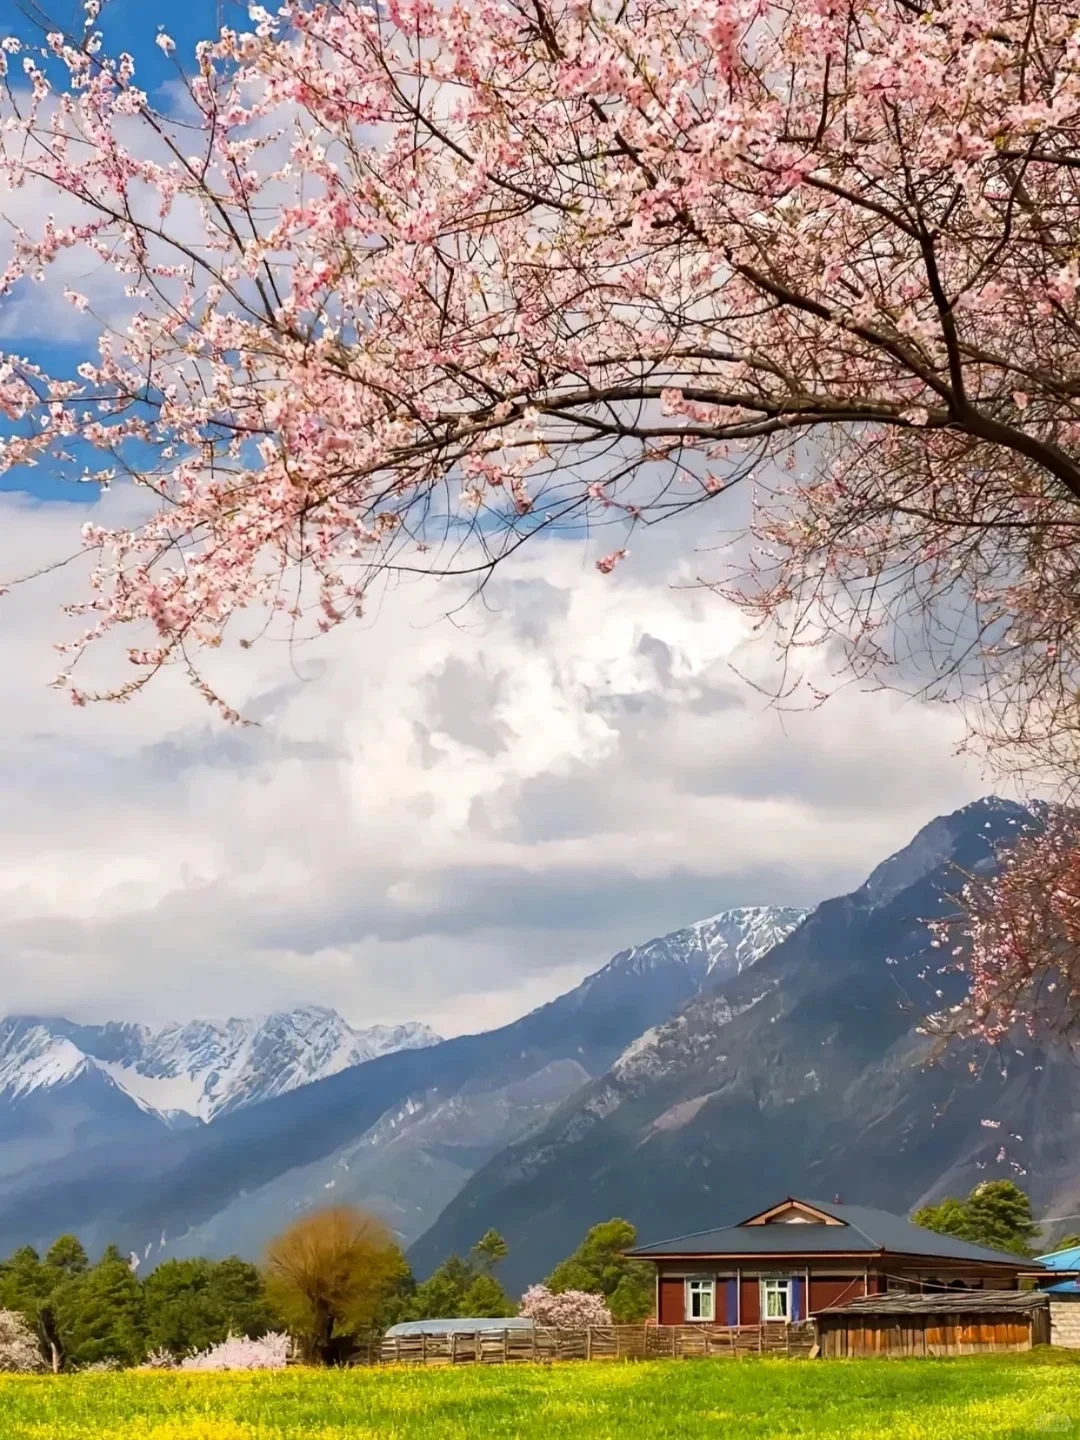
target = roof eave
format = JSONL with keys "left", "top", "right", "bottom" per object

{"left": 626, "top": 1249, "right": 881, "bottom": 1262}
{"left": 626, "top": 1247, "right": 1038, "bottom": 1267}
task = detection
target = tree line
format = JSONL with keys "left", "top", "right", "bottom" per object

{"left": 0, "top": 1210, "right": 653, "bottom": 1370}
{"left": 1, "top": 1181, "right": 1055, "bottom": 1370}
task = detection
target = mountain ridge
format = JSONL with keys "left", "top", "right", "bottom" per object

{"left": 408, "top": 796, "right": 1066, "bottom": 1291}
{"left": 0, "top": 905, "right": 809, "bottom": 1261}
{"left": 0, "top": 1009, "right": 442, "bottom": 1127}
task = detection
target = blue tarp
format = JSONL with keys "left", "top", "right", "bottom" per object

{"left": 1037, "top": 1245, "right": 1080, "bottom": 1271}
{"left": 1034, "top": 1245, "right": 1080, "bottom": 1292}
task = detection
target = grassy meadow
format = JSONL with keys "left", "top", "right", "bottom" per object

{"left": 2, "top": 1352, "right": 1080, "bottom": 1440}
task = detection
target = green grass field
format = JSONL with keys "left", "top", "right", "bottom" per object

{"left": 2, "top": 1352, "right": 1080, "bottom": 1439}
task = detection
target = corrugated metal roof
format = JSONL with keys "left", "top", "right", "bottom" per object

{"left": 626, "top": 1197, "right": 1045, "bottom": 1268}
{"left": 384, "top": 1318, "right": 535, "bottom": 1337}
{"left": 1037, "top": 1245, "right": 1080, "bottom": 1270}
{"left": 818, "top": 1290, "right": 1048, "bottom": 1316}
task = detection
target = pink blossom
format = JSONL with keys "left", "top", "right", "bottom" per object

{"left": 519, "top": 1286, "right": 613, "bottom": 1328}
{"left": 596, "top": 551, "right": 627, "bottom": 576}
{"left": 180, "top": 1332, "right": 290, "bottom": 1371}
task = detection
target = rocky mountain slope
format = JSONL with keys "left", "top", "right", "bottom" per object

{"left": 0, "top": 907, "right": 806, "bottom": 1260}
{"left": 410, "top": 797, "right": 1072, "bottom": 1293}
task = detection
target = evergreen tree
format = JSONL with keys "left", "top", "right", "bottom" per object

{"left": 546, "top": 1219, "right": 654, "bottom": 1320}
{"left": 405, "top": 1255, "right": 478, "bottom": 1320}
{"left": 471, "top": 1230, "right": 509, "bottom": 1274}
{"left": 459, "top": 1274, "right": 516, "bottom": 1319}
{"left": 402, "top": 1251, "right": 515, "bottom": 1321}
{"left": 49, "top": 1246, "right": 147, "bottom": 1369}
{"left": 43, "top": 1237, "right": 88, "bottom": 1282}
{"left": 209, "top": 1257, "right": 275, "bottom": 1338}
{"left": 0, "top": 1247, "right": 50, "bottom": 1318}
{"left": 914, "top": 1181, "right": 1040, "bottom": 1258}
{"left": 143, "top": 1257, "right": 273, "bottom": 1357}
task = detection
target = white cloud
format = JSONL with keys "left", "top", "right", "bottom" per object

{"left": 0, "top": 486, "right": 987, "bottom": 1034}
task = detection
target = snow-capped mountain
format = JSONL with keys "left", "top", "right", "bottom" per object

{"left": 414, "top": 798, "right": 1069, "bottom": 1292}
{"left": 0, "top": 1008, "right": 441, "bottom": 1126}
{"left": 0, "top": 899, "right": 817, "bottom": 1262}
{"left": 570, "top": 905, "right": 809, "bottom": 998}
{"left": 698, "top": 906, "right": 812, "bottom": 975}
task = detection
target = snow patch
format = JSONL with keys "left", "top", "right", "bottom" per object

{"left": 0, "top": 1030, "right": 89, "bottom": 1099}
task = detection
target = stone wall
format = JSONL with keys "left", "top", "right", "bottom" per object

{"left": 1049, "top": 1295, "right": 1080, "bottom": 1348}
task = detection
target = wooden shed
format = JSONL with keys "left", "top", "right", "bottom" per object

{"left": 815, "top": 1290, "right": 1051, "bottom": 1357}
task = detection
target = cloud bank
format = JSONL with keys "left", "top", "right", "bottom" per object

{"left": 0, "top": 490, "right": 984, "bottom": 1035}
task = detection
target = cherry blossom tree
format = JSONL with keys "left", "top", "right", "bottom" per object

{"left": 0, "top": 1310, "right": 47, "bottom": 1374}
{"left": 932, "top": 809, "right": 1080, "bottom": 1043}
{"left": 179, "top": 1331, "right": 290, "bottom": 1370}
{"left": 4, "top": 0, "right": 1080, "bottom": 1025}
{"left": 519, "top": 1285, "right": 613, "bottom": 1328}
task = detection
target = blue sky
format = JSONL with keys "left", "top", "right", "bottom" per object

{"left": 0, "top": 0, "right": 251, "bottom": 502}
{"left": 5, "top": 0, "right": 250, "bottom": 75}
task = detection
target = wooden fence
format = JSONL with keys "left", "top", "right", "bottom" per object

{"left": 378, "top": 1322, "right": 816, "bottom": 1366}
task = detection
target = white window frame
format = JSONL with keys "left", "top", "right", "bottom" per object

{"left": 685, "top": 1277, "right": 715, "bottom": 1322}
{"left": 761, "top": 1278, "right": 792, "bottom": 1321}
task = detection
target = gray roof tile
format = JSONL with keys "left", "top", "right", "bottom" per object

{"left": 626, "top": 1197, "right": 1045, "bottom": 1268}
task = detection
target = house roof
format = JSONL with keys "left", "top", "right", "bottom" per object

{"left": 626, "top": 1197, "right": 1044, "bottom": 1268}
{"left": 1037, "top": 1245, "right": 1080, "bottom": 1271}
{"left": 817, "top": 1290, "right": 1049, "bottom": 1317}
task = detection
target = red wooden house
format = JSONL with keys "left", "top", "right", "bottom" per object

{"left": 625, "top": 1197, "right": 1045, "bottom": 1325}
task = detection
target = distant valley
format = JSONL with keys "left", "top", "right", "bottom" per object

{"left": 0, "top": 906, "right": 807, "bottom": 1263}
{"left": 4, "top": 800, "right": 1079, "bottom": 1296}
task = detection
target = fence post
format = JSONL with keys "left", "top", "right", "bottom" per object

{"left": 451, "top": 1332, "right": 458, "bottom": 1365}
{"left": 503, "top": 1329, "right": 509, "bottom": 1364}
{"left": 421, "top": 1332, "right": 427, "bottom": 1365}
{"left": 586, "top": 1327, "right": 592, "bottom": 1361}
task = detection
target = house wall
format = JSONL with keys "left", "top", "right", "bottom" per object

{"left": 809, "top": 1276, "right": 867, "bottom": 1312}
{"left": 1049, "top": 1295, "right": 1080, "bottom": 1348}
{"left": 653, "top": 1264, "right": 867, "bottom": 1323}
{"left": 658, "top": 1277, "right": 684, "bottom": 1326}
{"left": 648, "top": 1259, "right": 1025, "bottom": 1324}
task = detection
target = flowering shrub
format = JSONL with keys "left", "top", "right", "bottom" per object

{"left": 78, "top": 1357, "right": 122, "bottom": 1373}
{"left": 138, "top": 1348, "right": 179, "bottom": 1371}
{"left": 0, "top": 1310, "right": 46, "bottom": 1373}
{"left": 519, "top": 1286, "right": 612, "bottom": 1328}
{"left": 180, "top": 1332, "right": 290, "bottom": 1371}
